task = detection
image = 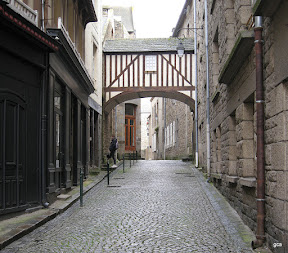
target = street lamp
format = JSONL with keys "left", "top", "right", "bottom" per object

{"left": 177, "top": 41, "right": 185, "bottom": 57}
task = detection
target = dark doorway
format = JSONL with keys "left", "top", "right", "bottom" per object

{"left": 0, "top": 93, "right": 27, "bottom": 214}
{"left": 54, "top": 82, "right": 64, "bottom": 191}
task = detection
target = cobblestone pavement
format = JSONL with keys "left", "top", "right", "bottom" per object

{"left": 1, "top": 161, "right": 254, "bottom": 253}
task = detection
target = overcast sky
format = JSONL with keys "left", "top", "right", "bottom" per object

{"left": 103, "top": 0, "right": 186, "bottom": 38}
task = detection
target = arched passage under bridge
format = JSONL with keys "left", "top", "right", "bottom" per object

{"left": 104, "top": 89, "right": 195, "bottom": 115}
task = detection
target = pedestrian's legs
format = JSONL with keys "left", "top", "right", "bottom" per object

{"left": 111, "top": 150, "right": 116, "bottom": 164}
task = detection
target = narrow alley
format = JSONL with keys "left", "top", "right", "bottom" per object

{"left": 2, "top": 161, "right": 254, "bottom": 253}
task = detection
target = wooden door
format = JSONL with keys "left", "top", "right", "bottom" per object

{"left": 125, "top": 104, "right": 136, "bottom": 151}
{"left": 0, "top": 94, "right": 27, "bottom": 214}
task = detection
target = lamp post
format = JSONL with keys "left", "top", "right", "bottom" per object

{"left": 175, "top": 26, "right": 200, "bottom": 169}
{"left": 204, "top": 0, "right": 211, "bottom": 180}
{"left": 193, "top": 0, "right": 199, "bottom": 168}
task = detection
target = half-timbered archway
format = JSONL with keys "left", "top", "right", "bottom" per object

{"left": 103, "top": 38, "right": 195, "bottom": 114}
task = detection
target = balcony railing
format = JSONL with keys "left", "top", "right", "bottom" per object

{"left": 6, "top": 0, "right": 38, "bottom": 26}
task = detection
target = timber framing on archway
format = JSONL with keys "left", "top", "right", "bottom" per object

{"left": 103, "top": 38, "right": 195, "bottom": 114}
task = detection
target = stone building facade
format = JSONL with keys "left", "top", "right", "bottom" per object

{"left": 102, "top": 3, "right": 141, "bottom": 161}
{"left": 174, "top": 0, "right": 287, "bottom": 251}
{"left": 165, "top": 99, "right": 194, "bottom": 160}
{"left": 147, "top": 97, "right": 194, "bottom": 161}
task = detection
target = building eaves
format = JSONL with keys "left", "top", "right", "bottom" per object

{"left": 47, "top": 28, "right": 95, "bottom": 94}
{"left": 103, "top": 38, "right": 194, "bottom": 53}
{"left": 78, "top": 0, "right": 97, "bottom": 27}
{"left": 252, "top": 0, "right": 282, "bottom": 17}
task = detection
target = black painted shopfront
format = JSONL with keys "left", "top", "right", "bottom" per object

{"left": 0, "top": 3, "right": 101, "bottom": 214}
{"left": 0, "top": 2, "right": 58, "bottom": 214}
{"left": 46, "top": 27, "right": 96, "bottom": 202}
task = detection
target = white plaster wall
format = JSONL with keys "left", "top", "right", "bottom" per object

{"left": 85, "top": 0, "right": 103, "bottom": 106}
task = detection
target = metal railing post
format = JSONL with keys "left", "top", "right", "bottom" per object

{"left": 136, "top": 151, "right": 138, "bottom": 162}
{"left": 123, "top": 154, "right": 125, "bottom": 173}
{"left": 129, "top": 152, "right": 131, "bottom": 168}
{"left": 107, "top": 161, "right": 110, "bottom": 185}
{"left": 80, "top": 167, "right": 84, "bottom": 207}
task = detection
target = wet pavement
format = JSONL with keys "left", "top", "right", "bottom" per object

{"left": 1, "top": 160, "right": 255, "bottom": 252}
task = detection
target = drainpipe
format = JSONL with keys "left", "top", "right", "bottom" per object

{"left": 41, "top": 52, "right": 49, "bottom": 208}
{"left": 114, "top": 105, "right": 117, "bottom": 158}
{"left": 163, "top": 98, "right": 166, "bottom": 160}
{"left": 204, "top": 0, "right": 211, "bottom": 179}
{"left": 193, "top": 0, "right": 199, "bottom": 168}
{"left": 252, "top": 16, "right": 265, "bottom": 249}
{"left": 41, "top": 0, "right": 45, "bottom": 31}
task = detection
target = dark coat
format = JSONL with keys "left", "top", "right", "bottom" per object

{"left": 109, "top": 137, "right": 118, "bottom": 152}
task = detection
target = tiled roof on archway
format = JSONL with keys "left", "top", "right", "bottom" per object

{"left": 103, "top": 38, "right": 194, "bottom": 53}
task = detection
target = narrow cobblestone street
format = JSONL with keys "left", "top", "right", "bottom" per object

{"left": 1, "top": 161, "right": 254, "bottom": 253}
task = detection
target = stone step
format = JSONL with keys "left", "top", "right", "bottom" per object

{"left": 57, "top": 194, "right": 71, "bottom": 201}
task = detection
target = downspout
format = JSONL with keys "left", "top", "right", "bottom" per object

{"left": 252, "top": 16, "right": 266, "bottom": 249}
{"left": 163, "top": 98, "right": 166, "bottom": 160}
{"left": 114, "top": 105, "right": 117, "bottom": 159}
{"left": 204, "top": 0, "right": 211, "bottom": 179}
{"left": 41, "top": 0, "right": 45, "bottom": 31}
{"left": 193, "top": 0, "right": 199, "bottom": 168}
{"left": 41, "top": 52, "right": 49, "bottom": 208}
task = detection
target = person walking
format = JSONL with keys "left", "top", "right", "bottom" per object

{"left": 107, "top": 135, "right": 118, "bottom": 168}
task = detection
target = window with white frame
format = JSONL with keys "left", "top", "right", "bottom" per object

{"left": 169, "top": 123, "right": 173, "bottom": 148}
{"left": 152, "top": 133, "right": 157, "bottom": 152}
{"left": 166, "top": 125, "right": 170, "bottom": 148}
{"left": 164, "top": 127, "right": 167, "bottom": 149}
{"left": 173, "top": 121, "right": 176, "bottom": 146}
{"left": 175, "top": 119, "right": 179, "bottom": 147}
{"left": 166, "top": 126, "right": 169, "bottom": 148}
{"left": 145, "top": 55, "right": 157, "bottom": 71}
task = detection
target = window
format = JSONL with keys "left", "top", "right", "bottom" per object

{"left": 166, "top": 123, "right": 174, "bottom": 148}
{"left": 212, "top": 27, "right": 220, "bottom": 98}
{"left": 173, "top": 121, "right": 176, "bottom": 146}
{"left": 175, "top": 119, "right": 179, "bottom": 147}
{"left": 152, "top": 133, "right": 157, "bottom": 152}
{"left": 125, "top": 104, "right": 135, "bottom": 116}
{"left": 170, "top": 123, "right": 173, "bottom": 147}
{"left": 145, "top": 55, "right": 157, "bottom": 71}
{"left": 92, "top": 43, "right": 97, "bottom": 82}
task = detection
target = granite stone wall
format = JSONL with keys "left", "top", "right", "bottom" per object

{"left": 175, "top": 0, "right": 288, "bottom": 250}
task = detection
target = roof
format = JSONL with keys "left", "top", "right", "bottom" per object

{"left": 172, "top": 0, "right": 192, "bottom": 37}
{"left": 103, "top": 38, "right": 194, "bottom": 53}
